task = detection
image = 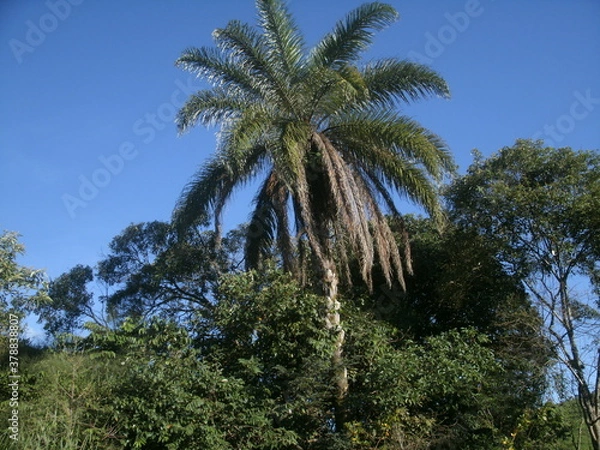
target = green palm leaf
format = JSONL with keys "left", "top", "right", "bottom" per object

{"left": 257, "top": 0, "right": 304, "bottom": 78}
{"left": 309, "top": 2, "right": 398, "bottom": 68}
{"left": 361, "top": 58, "right": 450, "bottom": 106}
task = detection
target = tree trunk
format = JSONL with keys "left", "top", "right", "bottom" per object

{"left": 594, "top": 350, "right": 600, "bottom": 450}
{"left": 322, "top": 260, "right": 348, "bottom": 432}
{"left": 579, "top": 348, "right": 600, "bottom": 450}
{"left": 579, "top": 393, "right": 600, "bottom": 450}
{"left": 557, "top": 278, "right": 600, "bottom": 450}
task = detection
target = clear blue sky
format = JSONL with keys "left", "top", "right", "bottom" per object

{"left": 1, "top": 0, "right": 599, "bottom": 294}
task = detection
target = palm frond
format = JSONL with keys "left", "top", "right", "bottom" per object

{"left": 245, "top": 170, "right": 296, "bottom": 273}
{"left": 214, "top": 20, "right": 295, "bottom": 111}
{"left": 291, "top": 162, "right": 327, "bottom": 268}
{"left": 361, "top": 188, "right": 406, "bottom": 289}
{"left": 172, "top": 158, "right": 228, "bottom": 234}
{"left": 217, "top": 104, "right": 273, "bottom": 157}
{"left": 311, "top": 131, "right": 409, "bottom": 290}
{"left": 304, "top": 65, "right": 370, "bottom": 122}
{"left": 175, "top": 46, "right": 263, "bottom": 99}
{"left": 257, "top": 0, "right": 304, "bottom": 78}
{"left": 326, "top": 111, "right": 454, "bottom": 181}
{"left": 175, "top": 88, "right": 244, "bottom": 133}
{"left": 172, "top": 145, "right": 266, "bottom": 236}
{"left": 309, "top": 2, "right": 398, "bottom": 68}
{"left": 333, "top": 131, "right": 444, "bottom": 220}
{"left": 313, "top": 132, "right": 374, "bottom": 285}
{"left": 361, "top": 170, "right": 400, "bottom": 216}
{"left": 361, "top": 59, "right": 450, "bottom": 107}
{"left": 245, "top": 174, "right": 278, "bottom": 269}
{"left": 269, "top": 119, "right": 311, "bottom": 187}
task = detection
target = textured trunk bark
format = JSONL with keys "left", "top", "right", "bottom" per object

{"left": 322, "top": 260, "right": 348, "bottom": 432}
{"left": 592, "top": 425, "right": 600, "bottom": 450}
{"left": 582, "top": 349, "right": 600, "bottom": 450}
{"left": 586, "top": 406, "right": 600, "bottom": 450}
{"left": 577, "top": 385, "right": 600, "bottom": 450}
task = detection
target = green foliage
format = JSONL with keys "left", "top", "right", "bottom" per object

{"left": 96, "top": 221, "right": 241, "bottom": 321}
{"left": 0, "top": 231, "right": 50, "bottom": 319}
{"left": 0, "top": 350, "right": 121, "bottom": 450}
{"left": 5, "top": 262, "right": 574, "bottom": 449}
{"left": 198, "top": 269, "right": 337, "bottom": 448}
{"left": 447, "top": 140, "right": 600, "bottom": 448}
{"left": 37, "top": 265, "right": 95, "bottom": 337}
{"left": 193, "top": 269, "right": 539, "bottom": 449}
{"left": 344, "top": 310, "right": 502, "bottom": 449}
{"left": 86, "top": 318, "right": 298, "bottom": 450}
{"left": 398, "top": 216, "right": 533, "bottom": 335}
{"left": 405, "top": 217, "right": 550, "bottom": 422}
{"left": 555, "top": 398, "right": 595, "bottom": 450}
{"left": 500, "top": 403, "right": 572, "bottom": 450}
{"left": 353, "top": 216, "right": 551, "bottom": 434}
{"left": 448, "top": 139, "right": 600, "bottom": 280}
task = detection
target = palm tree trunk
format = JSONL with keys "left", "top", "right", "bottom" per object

{"left": 322, "top": 260, "right": 348, "bottom": 432}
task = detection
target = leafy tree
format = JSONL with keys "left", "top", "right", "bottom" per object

{"left": 199, "top": 269, "right": 337, "bottom": 448}
{"left": 97, "top": 221, "right": 245, "bottom": 322}
{"left": 447, "top": 139, "right": 600, "bottom": 449}
{"left": 37, "top": 222, "right": 244, "bottom": 337}
{"left": 172, "top": 0, "right": 453, "bottom": 428}
{"left": 0, "top": 231, "right": 50, "bottom": 319}
{"left": 406, "top": 218, "right": 549, "bottom": 415}
{"left": 372, "top": 217, "right": 537, "bottom": 335}
{"left": 500, "top": 403, "right": 572, "bottom": 450}
{"left": 36, "top": 264, "right": 101, "bottom": 337}
{"left": 5, "top": 265, "right": 577, "bottom": 449}
{"left": 407, "top": 219, "right": 551, "bottom": 432}
{"left": 0, "top": 230, "right": 50, "bottom": 367}
{"left": 554, "top": 398, "right": 595, "bottom": 450}
{"left": 343, "top": 311, "right": 502, "bottom": 449}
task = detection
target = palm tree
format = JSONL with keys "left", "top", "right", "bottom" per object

{"left": 172, "top": 0, "right": 454, "bottom": 430}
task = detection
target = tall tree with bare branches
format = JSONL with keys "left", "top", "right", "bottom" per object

{"left": 172, "top": 0, "right": 453, "bottom": 430}
{"left": 448, "top": 140, "right": 600, "bottom": 449}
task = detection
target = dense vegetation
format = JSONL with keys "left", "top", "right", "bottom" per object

{"left": 1, "top": 0, "right": 598, "bottom": 448}
{"left": 2, "top": 150, "right": 598, "bottom": 447}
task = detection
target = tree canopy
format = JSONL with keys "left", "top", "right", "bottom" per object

{"left": 447, "top": 139, "right": 600, "bottom": 448}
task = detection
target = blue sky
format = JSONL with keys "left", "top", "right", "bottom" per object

{"left": 1, "top": 0, "right": 599, "bottom": 295}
